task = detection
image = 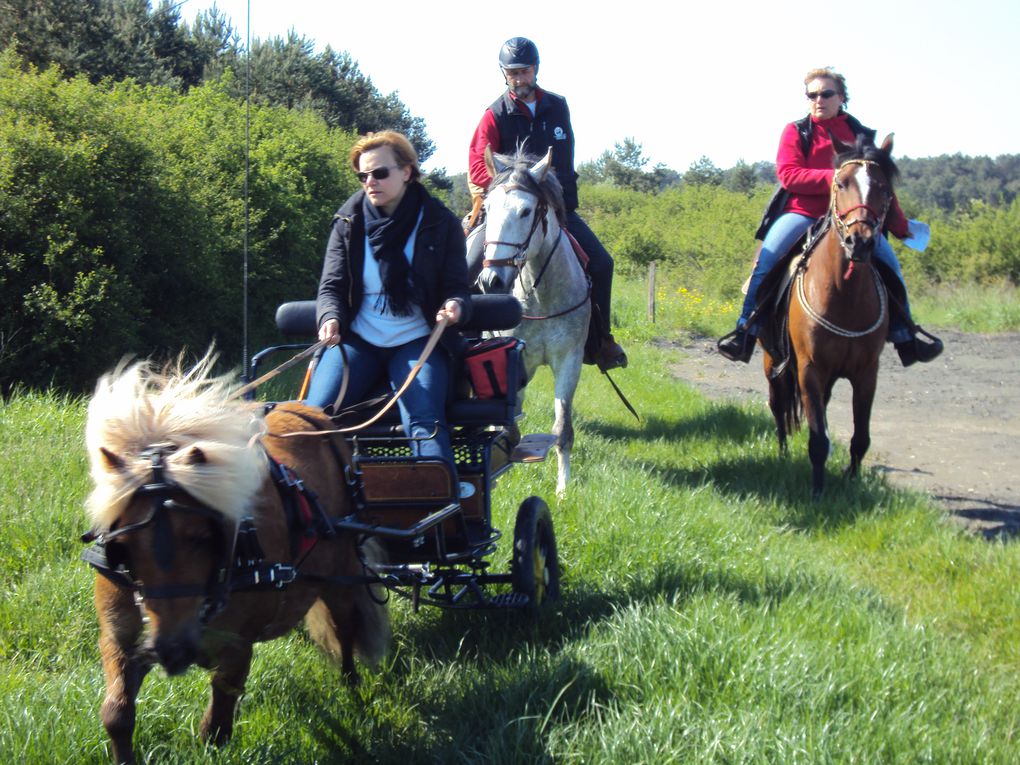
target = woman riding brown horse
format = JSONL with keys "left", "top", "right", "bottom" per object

{"left": 765, "top": 134, "right": 901, "bottom": 497}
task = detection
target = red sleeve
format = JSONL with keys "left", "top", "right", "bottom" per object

{"left": 885, "top": 195, "right": 910, "bottom": 239}
{"left": 776, "top": 122, "right": 835, "bottom": 195}
{"left": 468, "top": 110, "right": 500, "bottom": 192}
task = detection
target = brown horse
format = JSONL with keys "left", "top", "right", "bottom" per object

{"left": 82, "top": 353, "right": 389, "bottom": 764}
{"left": 764, "top": 135, "right": 898, "bottom": 497}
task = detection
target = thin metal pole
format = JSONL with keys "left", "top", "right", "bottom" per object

{"left": 242, "top": 0, "right": 251, "bottom": 373}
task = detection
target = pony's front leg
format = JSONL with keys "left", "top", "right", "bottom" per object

{"left": 95, "top": 578, "right": 150, "bottom": 765}
{"left": 550, "top": 353, "right": 582, "bottom": 497}
{"left": 799, "top": 366, "right": 830, "bottom": 498}
{"left": 846, "top": 370, "right": 878, "bottom": 479}
{"left": 200, "top": 642, "right": 253, "bottom": 746}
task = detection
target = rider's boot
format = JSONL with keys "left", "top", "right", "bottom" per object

{"left": 894, "top": 332, "right": 944, "bottom": 367}
{"left": 717, "top": 326, "right": 755, "bottom": 363}
{"left": 594, "top": 334, "right": 628, "bottom": 371}
{"left": 585, "top": 263, "right": 627, "bottom": 371}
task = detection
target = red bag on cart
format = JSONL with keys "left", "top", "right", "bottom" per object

{"left": 463, "top": 337, "right": 520, "bottom": 399}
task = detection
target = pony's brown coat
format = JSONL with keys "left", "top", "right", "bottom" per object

{"left": 86, "top": 357, "right": 388, "bottom": 764}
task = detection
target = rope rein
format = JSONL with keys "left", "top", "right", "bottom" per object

{"left": 795, "top": 263, "right": 887, "bottom": 337}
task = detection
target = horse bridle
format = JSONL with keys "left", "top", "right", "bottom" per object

{"left": 481, "top": 184, "right": 549, "bottom": 270}
{"left": 830, "top": 159, "right": 891, "bottom": 259}
{"left": 479, "top": 183, "right": 590, "bottom": 320}
{"left": 81, "top": 444, "right": 240, "bottom": 625}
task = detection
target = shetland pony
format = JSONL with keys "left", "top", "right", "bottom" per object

{"left": 83, "top": 353, "right": 388, "bottom": 764}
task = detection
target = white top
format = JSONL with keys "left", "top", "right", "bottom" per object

{"left": 351, "top": 209, "right": 429, "bottom": 347}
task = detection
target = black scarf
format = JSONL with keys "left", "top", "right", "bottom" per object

{"left": 362, "top": 182, "right": 424, "bottom": 317}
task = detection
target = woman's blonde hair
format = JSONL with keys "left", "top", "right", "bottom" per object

{"left": 804, "top": 67, "right": 848, "bottom": 106}
{"left": 350, "top": 130, "right": 421, "bottom": 182}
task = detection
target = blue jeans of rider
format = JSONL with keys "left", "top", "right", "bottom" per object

{"left": 304, "top": 333, "right": 455, "bottom": 466}
{"left": 738, "top": 212, "right": 912, "bottom": 343}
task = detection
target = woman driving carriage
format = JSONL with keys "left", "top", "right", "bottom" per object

{"left": 305, "top": 130, "right": 473, "bottom": 488}
{"left": 718, "top": 67, "right": 943, "bottom": 367}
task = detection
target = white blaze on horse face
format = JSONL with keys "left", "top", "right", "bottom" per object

{"left": 854, "top": 164, "right": 872, "bottom": 209}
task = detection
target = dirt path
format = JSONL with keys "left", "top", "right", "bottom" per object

{"left": 668, "top": 330, "right": 1020, "bottom": 538}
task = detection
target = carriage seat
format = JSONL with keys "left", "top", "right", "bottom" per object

{"left": 272, "top": 294, "right": 525, "bottom": 428}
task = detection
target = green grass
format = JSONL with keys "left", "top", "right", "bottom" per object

{"left": 2, "top": 277, "right": 1019, "bottom": 763}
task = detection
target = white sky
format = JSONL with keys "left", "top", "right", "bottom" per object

{"left": 182, "top": 0, "right": 1020, "bottom": 174}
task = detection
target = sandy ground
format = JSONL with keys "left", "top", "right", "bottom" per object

{"left": 668, "top": 330, "right": 1020, "bottom": 538}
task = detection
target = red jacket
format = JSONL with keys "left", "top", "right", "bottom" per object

{"left": 776, "top": 113, "right": 909, "bottom": 238}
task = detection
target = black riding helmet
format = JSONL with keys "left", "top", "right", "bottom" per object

{"left": 499, "top": 37, "right": 539, "bottom": 70}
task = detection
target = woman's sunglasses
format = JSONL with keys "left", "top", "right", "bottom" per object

{"left": 806, "top": 89, "right": 837, "bottom": 101}
{"left": 356, "top": 166, "right": 400, "bottom": 183}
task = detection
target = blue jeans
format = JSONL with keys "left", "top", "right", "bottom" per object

{"left": 739, "top": 212, "right": 911, "bottom": 342}
{"left": 304, "top": 333, "right": 455, "bottom": 466}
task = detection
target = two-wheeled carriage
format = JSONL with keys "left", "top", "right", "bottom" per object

{"left": 247, "top": 293, "right": 560, "bottom": 612}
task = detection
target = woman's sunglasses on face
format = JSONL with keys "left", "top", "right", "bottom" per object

{"left": 356, "top": 165, "right": 400, "bottom": 183}
{"left": 806, "top": 89, "right": 837, "bottom": 101}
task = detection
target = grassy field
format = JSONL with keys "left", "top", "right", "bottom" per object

{"left": 1, "top": 277, "right": 1018, "bottom": 764}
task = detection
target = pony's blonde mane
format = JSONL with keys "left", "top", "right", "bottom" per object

{"left": 85, "top": 351, "right": 267, "bottom": 529}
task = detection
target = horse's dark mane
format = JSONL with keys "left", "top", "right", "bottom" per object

{"left": 835, "top": 134, "right": 899, "bottom": 184}
{"left": 488, "top": 148, "right": 566, "bottom": 224}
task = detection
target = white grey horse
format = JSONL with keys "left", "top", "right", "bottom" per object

{"left": 475, "top": 147, "right": 591, "bottom": 496}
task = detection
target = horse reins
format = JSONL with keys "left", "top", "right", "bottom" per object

{"left": 795, "top": 256, "right": 888, "bottom": 338}
{"left": 268, "top": 314, "right": 450, "bottom": 438}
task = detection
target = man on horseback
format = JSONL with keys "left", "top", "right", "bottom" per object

{"left": 467, "top": 36, "right": 628, "bottom": 372}
{"left": 717, "top": 67, "right": 943, "bottom": 368}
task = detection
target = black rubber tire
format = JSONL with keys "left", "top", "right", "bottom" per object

{"left": 511, "top": 496, "right": 559, "bottom": 611}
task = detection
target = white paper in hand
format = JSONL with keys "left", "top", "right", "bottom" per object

{"left": 903, "top": 220, "right": 930, "bottom": 252}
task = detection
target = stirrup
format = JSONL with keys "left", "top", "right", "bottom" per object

{"left": 717, "top": 329, "right": 754, "bottom": 363}
{"left": 895, "top": 327, "right": 943, "bottom": 367}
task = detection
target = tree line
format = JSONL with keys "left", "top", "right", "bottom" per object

{"left": 577, "top": 138, "right": 1020, "bottom": 212}
{"left": 0, "top": 0, "right": 433, "bottom": 161}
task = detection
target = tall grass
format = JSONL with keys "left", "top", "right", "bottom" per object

{"left": 1, "top": 279, "right": 1018, "bottom": 763}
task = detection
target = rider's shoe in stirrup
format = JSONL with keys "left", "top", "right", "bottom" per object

{"left": 895, "top": 334, "right": 944, "bottom": 367}
{"left": 595, "top": 336, "right": 628, "bottom": 372}
{"left": 718, "top": 328, "right": 754, "bottom": 363}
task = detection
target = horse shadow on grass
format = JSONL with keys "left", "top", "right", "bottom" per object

{"left": 588, "top": 394, "right": 902, "bottom": 531}
{"left": 288, "top": 528, "right": 868, "bottom": 762}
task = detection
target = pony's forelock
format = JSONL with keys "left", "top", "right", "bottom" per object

{"left": 85, "top": 351, "right": 267, "bottom": 529}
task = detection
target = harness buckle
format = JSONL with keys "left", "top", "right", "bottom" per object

{"left": 269, "top": 564, "right": 298, "bottom": 588}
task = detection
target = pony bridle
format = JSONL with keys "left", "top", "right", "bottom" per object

{"left": 481, "top": 184, "right": 549, "bottom": 271}
{"left": 831, "top": 159, "right": 890, "bottom": 262}
{"left": 81, "top": 444, "right": 240, "bottom": 625}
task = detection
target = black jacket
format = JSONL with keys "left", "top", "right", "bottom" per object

{"left": 489, "top": 88, "right": 579, "bottom": 210}
{"left": 316, "top": 187, "right": 472, "bottom": 337}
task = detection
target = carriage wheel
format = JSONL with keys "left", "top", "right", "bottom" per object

{"left": 511, "top": 496, "right": 559, "bottom": 611}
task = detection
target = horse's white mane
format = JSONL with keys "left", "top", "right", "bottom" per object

{"left": 84, "top": 351, "right": 267, "bottom": 529}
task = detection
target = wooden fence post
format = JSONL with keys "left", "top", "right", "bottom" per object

{"left": 647, "top": 261, "right": 657, "bottom": 323}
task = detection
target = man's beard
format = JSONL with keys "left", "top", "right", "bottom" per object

{"left": 511, "top": 82, "right": 535, "bottom": 99}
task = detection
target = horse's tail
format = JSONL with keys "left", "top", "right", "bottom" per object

{"left": 304, "top": 537, "right": 391, "bottom": 670}
{"left": 350, "top": 537, "right": 391, "bottom": 667}
{"left": 769, "top": 348, "right": 802, "bottom": 436}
